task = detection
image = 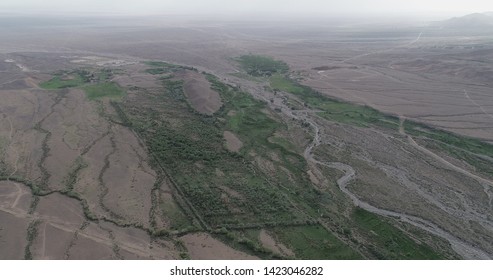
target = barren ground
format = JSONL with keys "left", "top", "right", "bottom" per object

{"left": 174, "top": 70, "right": 222, "bottom": 115}
{"left": 180, "top": 233, "right": 259, "bottom": 260}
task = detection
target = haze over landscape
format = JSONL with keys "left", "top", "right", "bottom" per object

{"left": 2, "top": 0, "right": 493, "bottom": 18}
{"left": 0, "top": 0, "right": 492, "bottom": 260}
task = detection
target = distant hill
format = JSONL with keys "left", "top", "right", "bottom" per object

{"left": 434, "top": 13, "right": 493, "bottom": 29}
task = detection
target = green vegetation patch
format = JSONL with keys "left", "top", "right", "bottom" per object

{"left": 40, "top": 69, "right": 115, "bottom": 89}
{"left": 40, "top": 70, "right": 90, "bottom": 89}
{"left": 159, "top": 197, "right": 193, "bottom": 231}
{"left": 352, "top": 208, "right": 444, "bottom": 259}
{"left": 123, "top": 71, "right": 321, "bottom": 228}
{"left": 213, "top": 228, "right": 283, "bottom": 259}
{"left": 208, "top": 74, "right": 293, "bottom": 155}
{"left": 40, "top": 68, "right": 125, "bottom": 102}
{"left": 113, "top": 59, "right": 451, "bottom": 259}
{"left": 268, "top": 136, "right": 298, "bottom": 154}
{"left": 237, "top": 55, "right": 289, "bottom": 77}
{"left": 273, "top": 225, "right": 362, "bottom": 259}
{"left": 146, "top": 68, "right": 169, "bottom": 75}
{"left": 24, "top": 220, "right": 41, "bottom": 260}
{"left": 235, "top": 55, "right": 399, "bottom": 129}
{"left": 269, "top": 73, "right": 304, "bottom": 94}
{"left": 405, "top": 121, "right": 493, "bottom": 156}
{"left": 269, "top": 73, "right": 398, "bottom": 129}
{"left": 265, "top": 54, "right": 492, "bottom": 178}
{"left": 82, "top": 82, "right": 125, "bottom": 100}
{"left": 404, "top": 121, "right": 493, "bottom": 178}
{"left": 209, "top": 74, "right": 326, "bottom": 217}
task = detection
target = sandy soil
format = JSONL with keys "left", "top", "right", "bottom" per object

{"left": 0, "top": 181, "right": 32, "bottom": 212}
{"left": 0, "top": 181, "right": 32, "bottom": 259}
{"left": 42, "top": 89, "right": 109, "bottom": 191}
{"left": 0, "top": 61, "right": 179, "bottom": 259}
{"left": 223, "top": 131, "right": 243, "bottom": 152}
{"left": 0, "top": 85, "right": 52, "bottom": 183}
{"left": 74, "top": 134, "right": 113, "bottom": 218}
{"left": 113, "top": 63, "right": 162, "bottom": 89}
{"left": 67, "top": 234, "right": 116, "bottom": 260}
{"left": 180, "top": 233, "right": 259, "bottom": 260}
{"left": 33, "top": 222, "right": 76, "bottom": 260}
{"left": 306, "top": 170, "right": 320, "bottom": 186}
{"left": 0, "top": 211, "right": 30, "bottom": 259}
{"left": 102, "top": 125, "right": 155, "bottom": 227}
{"left": 98, "top": 221, "right": 179, "bottom": 259}
{"left": 36, "top": 193, "right": 86, "bottom": 226}
{"left": 259, "top": 230, "right": 294, "bottom": 257}
{"left": 174, "top": 70, "right": 222, "bottom": 115}
{"left": 0, "top": 180, "right": 181, "bottom": 259}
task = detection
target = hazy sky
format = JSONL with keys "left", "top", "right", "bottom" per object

{"left": 1, "top": 0, "right": 492, "bottom": 18}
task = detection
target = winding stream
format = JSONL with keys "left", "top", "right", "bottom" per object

{"left": 241, "top": 80, "right": 492, "bottom": 259}
{"left": 303, "top": 112, "right": 492, "bottom": 259}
